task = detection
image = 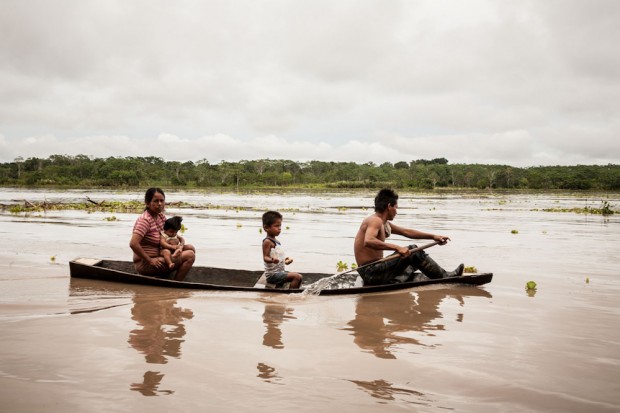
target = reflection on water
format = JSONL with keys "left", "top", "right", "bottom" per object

{"left": 344, "top": 287, "right": 492, "bottom": 359}
{"left": 257, "top": 302, "right": 294, "bottom": 385}
{"left": 256, "top": 362, "right": 282, "bottom": 385}
{"left": 128, "top": 291, "right": 193, "bottom": 396}
{"left": 349, "top": 379, "right": 427, "bottom": 405}
{"left": 261, "top": 303, "right": 296, "bottom": 349}
{"left": 68, "top": 279, "right": 193, "bottom": 397}
{"left": 130, "top": 371, "right": 173, "bottom": 396}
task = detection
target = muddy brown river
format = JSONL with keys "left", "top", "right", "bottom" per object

{"left": 1, "top": 189, "right": 619, "bottom": 412}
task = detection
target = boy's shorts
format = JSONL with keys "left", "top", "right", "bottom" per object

{"left": 266, "top": 271, "right": 288, "bottom": 286}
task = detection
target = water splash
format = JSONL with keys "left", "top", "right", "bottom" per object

{"left": 297, "top": 272, "right": 362, "bottom": 296}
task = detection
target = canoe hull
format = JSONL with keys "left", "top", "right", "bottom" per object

{"left": 69, "top": 258, "right": 493, "bottom": 295}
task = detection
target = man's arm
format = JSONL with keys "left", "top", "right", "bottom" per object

{"left": 390, "top": 222, "right": 450, "bottom": 244}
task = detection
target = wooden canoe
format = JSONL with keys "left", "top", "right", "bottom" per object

{"left": 69, "top": 258, "right": 493, "bottom": 295}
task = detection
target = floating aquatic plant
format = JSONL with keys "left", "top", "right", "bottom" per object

{"left": 50, "top": 255, "right": 56, "bottom": 263}
{"left": 3, "top": 200, "right": 149, "bottom": 214}
{"left": 511, "top": 230, "right": 519, "bottom": 234}
{"left": 525, "top": 280, "right": 537, "bottom": 297}
{"left": 600, "top": 201, "right": 614, "bottom": 216}
{"left": 539, "top": 200, "right": 616, "bottom": 215}
{"left": 336, "top": 260, "right": 348, "bottom": 271}
{"left": 180, "top": 223, "right": 187, "bottom": 233}
{"left": 464, "top": 266, "right": 477, "bottom": 273}
{"left": 103, "top": 216, "right": 118, "bottom": 221}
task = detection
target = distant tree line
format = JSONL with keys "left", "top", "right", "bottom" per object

{"left": 2, "top": 155, "right": 620, "bottom": 190}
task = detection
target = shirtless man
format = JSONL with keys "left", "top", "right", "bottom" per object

{"left": 354, "top": 188, "right": 464, "bottom": 286}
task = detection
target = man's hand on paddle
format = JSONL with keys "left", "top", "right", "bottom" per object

{"left": 433, "top": 234, "right": 451, "bottom": 245}
{"left": 396, "top": 245, "right": 411, "bottom": 257}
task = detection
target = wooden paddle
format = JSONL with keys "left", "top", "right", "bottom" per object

{"left": 336, "top": 240, "right": 441, "bottom": 277}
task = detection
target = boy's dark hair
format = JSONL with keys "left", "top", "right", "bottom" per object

{"left": 262, "top": 210, "right": 283, "bottom": 227}
{"left": 374, "top": 188, "right": 398, "bottom": 212}
{"left": 164, "top": 216, "right": 183, "bottom": 231}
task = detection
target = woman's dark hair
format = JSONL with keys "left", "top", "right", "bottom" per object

{"left": 262, "top": 210, "right": 283, "bottom": 227}
{"left": 164, "top": 216, "right": 183, "bottom": 231}
{"left": 374, "top": 188, "right": 398, "bottom": 212}
{"left": 144, "top": 187, "right": 165, "bottom": 204}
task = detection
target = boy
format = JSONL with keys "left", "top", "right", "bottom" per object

{"left": 160, "top": 216, "right": 195, "bottom": 269}
{"left": 261, "top": 211, "right": 303, "bottom": 288}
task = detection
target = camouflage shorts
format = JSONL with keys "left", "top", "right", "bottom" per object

{"left": 357, "top": 244, "right": 427, "bottom": 286}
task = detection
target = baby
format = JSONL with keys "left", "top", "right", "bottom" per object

{"left": 160, "top": 216, "right": 194, "bottom": 269}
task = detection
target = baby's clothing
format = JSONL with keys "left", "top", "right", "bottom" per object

{"left": 160, "top": 231, "right": 180, "bottom": 245}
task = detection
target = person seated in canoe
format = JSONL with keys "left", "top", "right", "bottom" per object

{"left": 130, "top": 188, "right": 195, "bottom": 280}
{"left": 261, "top": 211, "right": 302, "bottom": 289}
{"left": 354, "top": 188, "right": 464, "bottom": 286}
{"left": 160, "top": 216, "right": 196, "bottom": 270}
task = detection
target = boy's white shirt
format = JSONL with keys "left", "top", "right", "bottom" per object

{"left": 264, "top": 241, "right": 286, "bottom": 274}
{"left": 270, "top": 244, "right": 286, "bottom": 261}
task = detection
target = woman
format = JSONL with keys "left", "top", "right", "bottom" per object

{"left": 129, "top": 188, "right": 195, "bottom": 280}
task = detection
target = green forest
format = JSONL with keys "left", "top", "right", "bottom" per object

{"left": 2, "top": 155, "right": 620, "bottom": 190}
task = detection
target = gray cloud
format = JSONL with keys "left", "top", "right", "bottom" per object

{"left": 1, "top": 0, "right": 618, "bottom": 166}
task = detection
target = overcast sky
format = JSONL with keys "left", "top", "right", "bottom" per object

{"left": 1, "top": 0, "right": 619, "bottom": 166}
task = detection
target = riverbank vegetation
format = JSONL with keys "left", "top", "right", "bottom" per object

{"left": 0, "top": 199, "right": 302, "bottom": 215}
{"left": 3, "top": 155, "right": 620, "bottom": 191}
{"left": 2, "top": 196, "right": 615, "bottom": 216}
